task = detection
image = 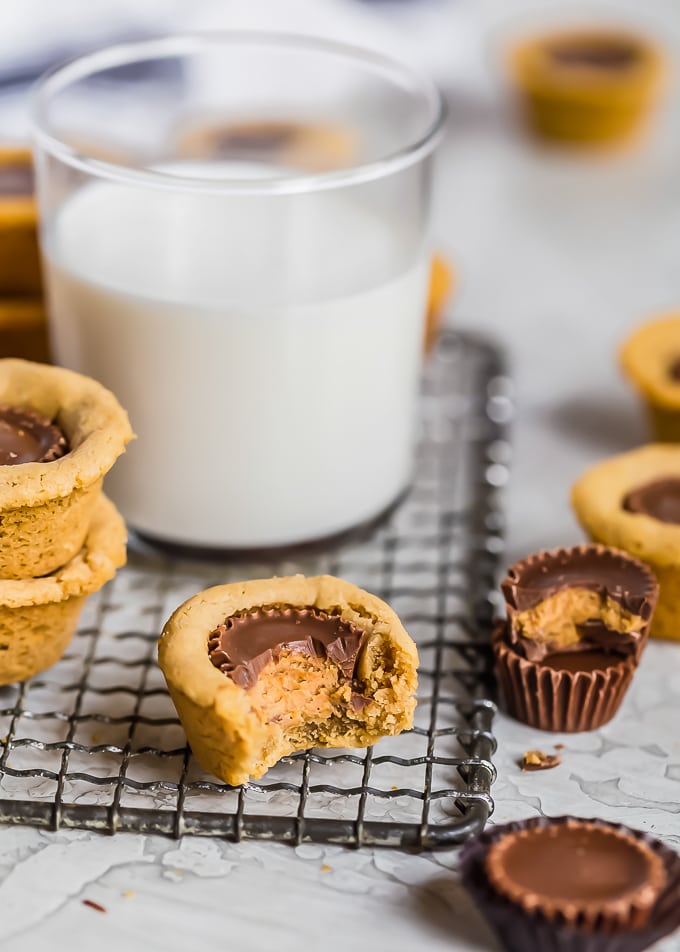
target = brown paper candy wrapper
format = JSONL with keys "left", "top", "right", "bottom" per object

{"left": 493, "top": 623, "right": 637, "bottom": 732}
{"left": 460, "top": 816, "right": 680, "bottom": 952}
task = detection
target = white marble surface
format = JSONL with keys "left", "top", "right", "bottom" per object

{"left": 3, "top": 1, "right": 680, "bottom": 949}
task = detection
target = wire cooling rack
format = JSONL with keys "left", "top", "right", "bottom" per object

{"left": 0, "top": 330, "right": 511, "bottom": 850}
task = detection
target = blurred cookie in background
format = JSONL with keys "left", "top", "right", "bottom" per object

{"left": 507, "top": 26, "right": 666, "bottom": 146}
{"left": 424, "top": 254, "right": 454, "bottom": 354}
{"left": 0, "top": 146, "right": 41, "bottom": 296}
{"left": 0, "top": 146, "right": 50, "bottom": 362}
{"left": 0, "top": 300, "right": 49, "bottom": 363}
{"left": 176, "top": 118, "right": 357, "bottom": 172}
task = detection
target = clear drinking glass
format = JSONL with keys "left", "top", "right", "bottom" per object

{"left": 31, "top": 32, "right": 445, "bottom": 550}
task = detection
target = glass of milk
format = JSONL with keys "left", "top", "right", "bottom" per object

{"left": 31, "top": 33, "right": 444, "bottom": 550}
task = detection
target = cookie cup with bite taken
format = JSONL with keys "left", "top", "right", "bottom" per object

{"left": 159, "top": 574, "right": 419, "bottom": 786}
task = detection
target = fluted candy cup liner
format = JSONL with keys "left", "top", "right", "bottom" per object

{"left": 460, "top": 815, "right": 680, "bottom": 952}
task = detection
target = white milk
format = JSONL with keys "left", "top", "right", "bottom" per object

{"left": 43, "top": 177, "right": 429, "bottom": 548}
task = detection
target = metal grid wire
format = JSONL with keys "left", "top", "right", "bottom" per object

{"left": 0, "top": 331, "right": 510, "bottom": 850}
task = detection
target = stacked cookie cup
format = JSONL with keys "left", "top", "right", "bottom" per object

{"left": 0, "top": 358, "right": 131, "bottom": 683}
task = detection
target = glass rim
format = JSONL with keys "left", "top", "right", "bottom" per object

{"left": 30, "top": 30, "right": 446, "bottom": 196}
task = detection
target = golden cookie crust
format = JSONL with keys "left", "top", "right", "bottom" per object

{"left": 424, "top": 256, "right": 454, "bottom": 354}
{"left": 620, "top": 313, "right": 680, "bottom": 441}
{"left": 571, "top": 444, "right": 680, "bottom": 640}
{"left": 0, "top": 359, "right": 133, "bottom": 578}
{"left": 509, "top": 28, "right": 665, "bottom": 145}
{"left": 0, "top": 493, "right": 126, "bottom": 684}
{"left": 159, "top": 574, "right": 419, "bottom": 786}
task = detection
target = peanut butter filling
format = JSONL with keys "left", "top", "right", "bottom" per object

{"left": 243, "top": 640, "right": 412, "bottom": 755}
{"left": 513, "top": 588, "right": 643, "bottom": 652}
{"left": 208, "top": 607, "right": 414, "bottom": 752}
{"left": 248, "top": 651, "right": 365, "bottom": 746}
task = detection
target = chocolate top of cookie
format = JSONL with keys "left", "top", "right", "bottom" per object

{"left": 502, "top": 545, "right": 654, "bottom": 616}
{"left": 208, "top": 607, "right": 369, "bottom": 690}
{"left": 668, "top": 357, "right": 680, "bottom": 382}
{"left": 485, "top": 818, "right": 666, "bottom": 926}
{"left": 623, "top": 477, "right": 680, "bottom": 525}
{"left": 548, "top": 39, "right": 639, "bottom": 71}
{"left": 0, "top": 405, "right": 68, "bottom": 465}
{"left": 0, "top": 162, "right": 33, "bottom": 197}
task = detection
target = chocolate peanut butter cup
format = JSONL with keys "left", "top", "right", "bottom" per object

{"left": 208, "top": 606, "right": 369, "bottom": 692}
{"left": 494, "top": 545, "right": 658, "bottom": 731}
{"left": 493, "top": 623, "right": 637, "bottom": 732}
{"left": 0, "top": 405, "right": 68, "bottom": 465}
{"left": 486, "top": 819, "right": 665, "bottom": 930}
{"left": 502, "top": 544, "right": 657, "bottom": 663}
{"left": 159, "top": 575, "right": 419, "bottom": 786}
{"left": 460, "top": 816, "right": 680, "bottom": 952}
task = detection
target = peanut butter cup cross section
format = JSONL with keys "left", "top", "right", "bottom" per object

{"left": 159, "top": 575, "right": 419, "bottom": 786}
{"left": 493, "top": 544, "right": 658, "bottom": 732}
{"left": 502, "top": 544, "right": 657, "bottom": 664}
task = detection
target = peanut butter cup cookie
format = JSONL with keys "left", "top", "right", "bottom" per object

{"left": 509, "top": 27, "right": 665, "bottom": 145}
{"left": 0, "top": 359, "right": 132, "bottom": 578}
{"left": 620, "top": 314, "right": 680, "bottom": 442}
{"left": 0, "top": 493, "right": 126, "bottom": 684}
{"left": 159, "top": 575, "right": 419, "bottom": 786}
{"left": 572, "top": 443, "right": 680, "bottom": 641}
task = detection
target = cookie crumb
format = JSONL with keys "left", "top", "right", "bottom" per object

{"left": 82, "top": 899, "right": 106, "bottom": 913}
{"left": 123, "top": 891, "right": 135, "bottom": 899}
{"left": 554, "top": 743, "right": 565, "bottom": 750}
{"left": 520, "top": 749, "right": 562, "bottom": 771}
{"left": 321, "top": 864, "right": 331, "bottom": 872}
